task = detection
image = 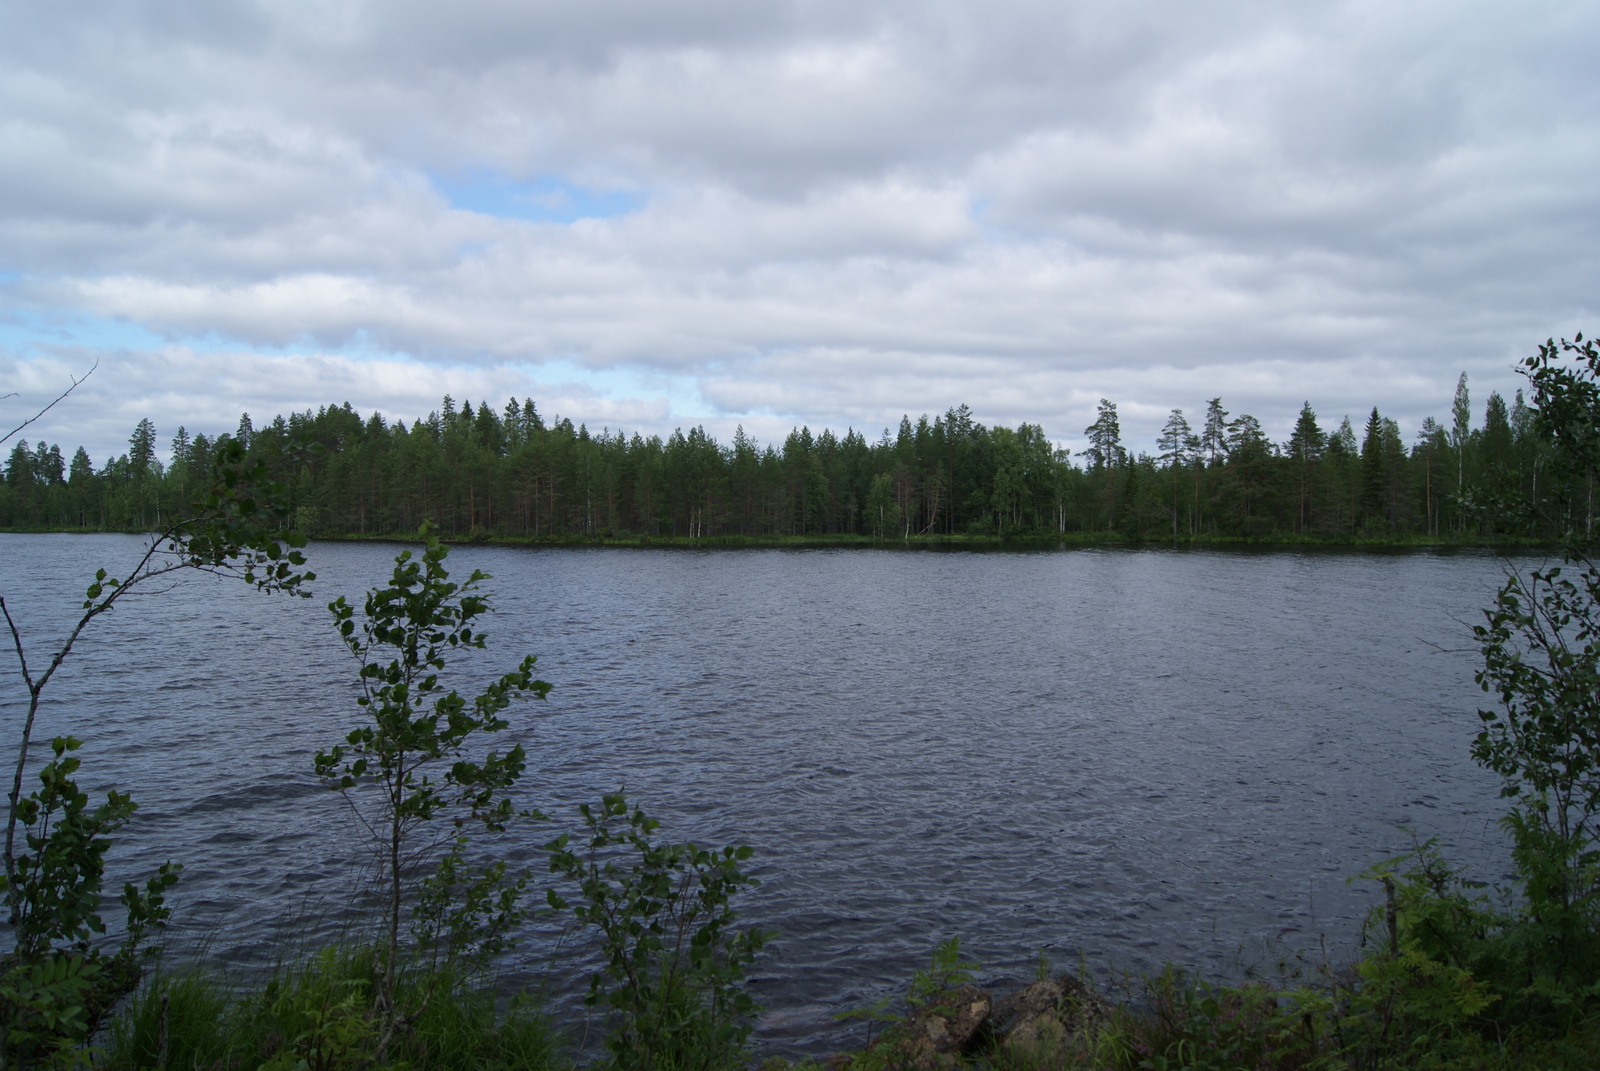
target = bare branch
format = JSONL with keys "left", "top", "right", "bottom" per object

{"left": 4, "top": 523, "right": 189, "bottom": 878}
{"left": 0, "top": 598, "right": 33, "bottom": 693}
{"left": 0, "top": 360, "right": 98, "bottom": 449}
{"left": 1418, "top": 637, "right": 1475, "bottom": 654}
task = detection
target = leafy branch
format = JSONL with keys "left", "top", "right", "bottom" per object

{"left": 2, "top": 435, "right": 314, "bottom": 885}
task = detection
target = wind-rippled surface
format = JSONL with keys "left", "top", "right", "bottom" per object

{"left": 0, "top": 535, "right": 1526, "bottom": 1049}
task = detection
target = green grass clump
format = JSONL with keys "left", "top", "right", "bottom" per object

{"left": 100, "top": 946, "right": 562, "bottom": 1071}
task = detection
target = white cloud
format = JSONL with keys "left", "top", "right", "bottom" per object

{"left": 2, "top": 0, "right": 1598, "bottom": 461}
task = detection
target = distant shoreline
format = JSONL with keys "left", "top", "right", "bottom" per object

{"left": 0, "top": 525, "right": 1559, "bottom": 554}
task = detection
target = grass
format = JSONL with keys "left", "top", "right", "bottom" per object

{"left": 99, "top": 947, "right": 562, "bottom": 1071}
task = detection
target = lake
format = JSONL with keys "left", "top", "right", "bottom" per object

{"left": 0, "top": 534, "right": 1529, "bottom": 1048}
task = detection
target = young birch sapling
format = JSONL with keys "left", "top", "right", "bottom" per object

{"left": 314, "top": 527, "right": 549, "bottom": 1057}
{"left": 544, "top": 793, "right": 766, "bottom": 1071}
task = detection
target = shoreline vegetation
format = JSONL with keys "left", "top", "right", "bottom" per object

{"left": 0, "top": 524, "right": 1566, "bottom": 552}
{"left": 6, "top": 337, "right": 1600, "bottom": 1067}
{"left": 92, "top": 866, "right": 1600, "bottom": 1071}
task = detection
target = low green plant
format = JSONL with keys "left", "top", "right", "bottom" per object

{"left": 544, "top": 792, "right": 766, "bottom": 1071}
{"left": 101, "top": 948, "right": 563, "bottom": 1071}
{"left": 101, "top": 969, "right": 229, "bottom": 1071}
{"left": 905, "top": 937, "right": 980, "bottom": 1014}
{"left": 830, "top": 938, "right": 988, "bottom": 1071}
{"left": 1105, "top": 967, "right": 1306, "bottom": 1071}
{"left": 0, "top": 738, "right": 178, "bottom": 1068}
{"left": 258, "top": 948, "right": 378, "bottom": 1071}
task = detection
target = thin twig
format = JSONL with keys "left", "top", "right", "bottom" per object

{"left": 0, "top": 361, "right": 98, "bottom": 448}
{"left": 3, "top": 526, "right": 187, "bottom": 880}
{"left": 0, "top": 599, "right": 34, "bottom": 693}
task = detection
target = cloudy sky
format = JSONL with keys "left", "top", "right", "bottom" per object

{"left": 3, "top": 0, "right": 1597, "bottom": 465}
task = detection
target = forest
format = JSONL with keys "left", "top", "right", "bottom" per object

{"left": 0, "top": 374, "right": 1578, "bottom": 542}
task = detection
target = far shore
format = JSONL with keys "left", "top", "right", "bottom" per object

{"left": 0, "top": 525, "right": 1562, "bottom": 554}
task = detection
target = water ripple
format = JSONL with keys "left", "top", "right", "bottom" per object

{"left": 0, "top": 535, "right": 1528, "bottom": 1050}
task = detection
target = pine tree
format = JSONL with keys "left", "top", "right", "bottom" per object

{"left": 1083, "top": 399, "right": 1122, "bottom": 529}
{"left": 1287, "top": 402, "right": 1324, "bottom": 534}
{"left": 1083, "top": 399, "right": 1122, "bottom": 470}
{"left": 1224, "top": 414, "right": 1271, "bottom": 527}
{"left": 128, "top": 418, "right": 157, "bottom": 477}
{"left": 1417, "top": 417, "right": 1445, "bottom": 536}
{"left": 1381, "top": 416, "right": 1409, "bottom": 529}
{"left": 32, "top": 443, "right": 64, "bottom": 485}
{"left": 67, "top": 447, "right": 92, "bottom": 484}
{"left": 1510, "top": 389, "right": 1541, "bottom": 512}
{"left": 1157, "top": 409, "right": 1193, "bottom": 536}
{"left": 5, "top": 440, "right": 32, "bottom": 486}
{"left": 1482, "top": 391, "right": 1513, "bottom": 471}
{"left": 1201, "top": 398, "right": 1229, "bottom": 465}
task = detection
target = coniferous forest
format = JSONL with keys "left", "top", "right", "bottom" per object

{"left": 0, "top": 375, "right": 1577, "bottom": 541}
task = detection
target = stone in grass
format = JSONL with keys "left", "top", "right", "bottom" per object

{"left": 989, "top": 973, "right": 1114, "bottom": 1056}
{"left": 882, "top": 984, "right": 993, "bottom": 1070}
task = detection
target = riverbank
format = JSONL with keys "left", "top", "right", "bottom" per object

{"left": 95, "top": 921, "right": 1600, "bottom": 1071}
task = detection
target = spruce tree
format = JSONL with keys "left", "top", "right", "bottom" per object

{"left": 1360, "top": 407, "right": 1387, "bottom": 530}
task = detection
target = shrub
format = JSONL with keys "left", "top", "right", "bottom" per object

{"left": 545, "top": 793, "right": 766, "bottom": 1071}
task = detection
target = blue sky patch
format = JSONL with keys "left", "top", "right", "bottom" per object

{"left": 531, "top": 357, "right": 707, "bottom": 416}
{"left": 0, "top": 308, "right": 418, "bottom": 364}
{"left": 432, "top": 170, "right": 645, "bottom": 223}
{"left": 0, "top": 310, "right": 168, "bottom": 355}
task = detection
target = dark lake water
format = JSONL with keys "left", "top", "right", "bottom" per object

{"left": 0, "top": 534, "right": 1531, "bottom": 1049}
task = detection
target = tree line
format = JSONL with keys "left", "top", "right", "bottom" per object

{"left": 0, "top": 375, "right": 1584, "bottom": 540}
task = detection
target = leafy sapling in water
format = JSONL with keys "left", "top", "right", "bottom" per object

{"left": 545, "top": 792, "right": 767, "bottom": 1071}
{"left": 1473, "top": 560, "right": 1600, "bottom": 984}
{"left": 905, "top": 936, "right": 979, "bottom": 1012}
{"left": 314, "top": 525, "right": 549, "bottom": 1058}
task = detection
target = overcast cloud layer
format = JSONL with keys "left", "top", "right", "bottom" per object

{"left": 4, "top": 0, "right": 1598, "bottom": 464}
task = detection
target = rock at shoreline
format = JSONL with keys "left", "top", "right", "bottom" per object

{"left": 844, "top": 973, "right": 1111, "bottom": 1069}
{"left": 889, "top": 983, "right": 991, "bottom": 1069}
{"left": 989, "top": 973, "right": 1114, "bottom": 1055}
